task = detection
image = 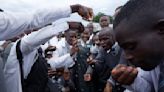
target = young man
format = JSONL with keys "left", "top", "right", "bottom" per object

{"left": 87, "top": 29, "right": 123, "bottom": 92}
{"left": 108, "top": 0, "right": 164, "bottom": 92}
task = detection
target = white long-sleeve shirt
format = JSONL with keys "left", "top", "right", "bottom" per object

{"left": 4, "top": 22, "right": 69, "bottom": 92}
{"left": 47, "top": 38, "right": 75, "bottom": 69}
{"left": 0, "top": 6, "right": 71, "bottom": 40}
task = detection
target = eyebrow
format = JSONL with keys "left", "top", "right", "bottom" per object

{"left": 119, "top": 39, "right": 136, "bottom": 47}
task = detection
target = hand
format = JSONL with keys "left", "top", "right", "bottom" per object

{"left": 104, "top": 82, "right": 112, "bottom": 92}
{"left": 67, "top": 22, "right": 84, "bottom": 33}
{"left": 87, "top": 55, "right": 96, "bottom": 65}
{"left": 71, "top": 4, "right": 93, "bottom": 21}
{"left": 48, "top": 68, "right": 57, "bottom": 78}
{"left": 111, "top": 64, "right": 138, "bottom": 85}
{"left": 84, "top": 73, "right": 92, "bottom": 81}
{"left": 45, "top": 46, "right": 56, "bottom": 54}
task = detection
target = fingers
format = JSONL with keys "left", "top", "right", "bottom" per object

{"left": 78, "top": 6, "right": 93, "bottom": 21}
{"left": 111, "top": 64, "right": 138, "bottom": 85}
{"left": 124, "top": 68, "right": 138, "bottom": 85}
{"left": 104, "top": 82, "right": 112, "bottom": 92}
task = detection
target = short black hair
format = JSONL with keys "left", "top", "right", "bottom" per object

{"left": 115, "top": 6, "right": 123, "bottom": 11}
{"left": 113, "top": 0, "right": 163, "bottom": 29}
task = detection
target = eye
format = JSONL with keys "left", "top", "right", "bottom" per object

{"left": 122, "top": 42, "right": 137, "bottom": 51}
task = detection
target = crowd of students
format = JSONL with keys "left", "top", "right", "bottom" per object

{"left": 1, "top": 0, "right": 164, "bottom": 92}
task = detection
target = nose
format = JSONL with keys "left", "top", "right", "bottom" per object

{"left": 123, "top": 51, "right": 134, "bottom": 61}
{"left": 100, "top": 40, "right": 104, "bottom": 45}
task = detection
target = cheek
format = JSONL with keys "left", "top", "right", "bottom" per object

{"left": 133, "top": 39, "right": 162, "bottom": 64}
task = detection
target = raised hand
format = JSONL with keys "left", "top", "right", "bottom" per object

{"left": 111, "top": 64, "right": 138, "bottom": 85}
{"left": 71, "top": 4, "right": 93, "bottom": 21}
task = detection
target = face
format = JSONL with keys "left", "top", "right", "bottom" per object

{"left": 99, "top": 32, "right": 114, "bottom": 51}
{"left": 115, "top": 20, "right": 164, "bottom": 71}
{"left": 65, "top": 30, "right": 78, "bottom": 45}
{"left": 81, "top": 29, "right": 90, "bottom": 43}
{"left": 99, "top": 16, "right": 110, "bottom": 28}
{"left": 87, "top": 24, "right": 94, "bottom": 33}
{"left": 92, "top": 35, "right": 100, "bottom": 46}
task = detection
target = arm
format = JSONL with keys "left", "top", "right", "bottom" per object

{"left": 20, "top": 22, "right": 69, "bottom": 54}
{"left": 108, "top": 68, "right": 154, "bottom": 92}
{"left": 0, "top": 4, "right": 93, "bottom": 40}
{"left": 47, "top": 53, "right": 74, "bottom": 69}
{"left": 0, "top": 6, "right": 71, "bottom": 40}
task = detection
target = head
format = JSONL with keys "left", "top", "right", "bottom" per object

{"left": 81, "top": 28, "right": 90, "bottom": 43}
{"left": 86, "top": 23, "right": 94, "bottom": 34}
{"left": 114, "top": 0, "right": 164, "bottom": 71}
{"left": 114, "top": 6, "right": 123, "bottom": 19}
{"left": 99, "top": 29, "right": 115, "bottom": 51}
{"left": 65, "top": 29, "right": 78, "bottom": 45}
{"left": 92, "top": 34, "right": 100, "bottom": 46}
{"left": 99, "top": 15, "right": 110, "bottom": 28}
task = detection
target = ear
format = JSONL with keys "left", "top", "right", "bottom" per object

{"left": 156, "top": 19, "right": 164, "bottom": 35}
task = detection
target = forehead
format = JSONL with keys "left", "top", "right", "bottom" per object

{"left": 114, "top": 17, "right": 154, "bottom": 44}
{"left": 100, "top": 16, "right": 109, "bottom": 21}
{"left": 67, "top": 30, "right": 77, "bottom": 35}
{"left": 99, "top": 31, "right": 111, "bottom": 38}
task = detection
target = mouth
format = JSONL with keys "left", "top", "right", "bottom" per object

{"left": 130, "top": 60, "right": 156, "bottom": 71}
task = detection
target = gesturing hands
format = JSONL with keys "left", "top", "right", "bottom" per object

{"left": 111, "top": 64, "right": 138, "bottom": 85}
{"left": 71, "top": 4, "right": 93, "bottom": 21}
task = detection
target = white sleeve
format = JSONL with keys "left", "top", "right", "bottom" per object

{"left": 124, "top": 68, "right": 154, "bottom": 92}
{"left": 0, "top": 6, "right": 71, "bottom": 40}
{"left": 47, "top": 53, "right": 75, "bottom": 69}
{"left": 20, "top": 22, "right": 69, "bottom": 54}
{"left": 108, "top": 68, "right": 154, "bottom": 92}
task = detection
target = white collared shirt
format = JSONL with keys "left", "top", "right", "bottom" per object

{"left": 47, "top": 38, "right": 75, "bottom": 69}
{"left": 4, "top": 22, "right": 70, "bottom": 92}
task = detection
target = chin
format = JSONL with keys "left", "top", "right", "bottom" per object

{"left": 141, "top": 67, "right": 155, "bottom": 71}
{"left": 140, "top": 64, "right": 158, "bottom": 71}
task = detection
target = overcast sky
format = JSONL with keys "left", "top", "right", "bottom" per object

{"left": 0, "top": 0, "right": 129, "bottom": 25}
{"left": 0, "top": 0, "right": 128, "bottom": 15}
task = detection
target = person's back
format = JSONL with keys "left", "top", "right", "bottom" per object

{"left": 16, "top": 43, "right": 49, "bottom": 92}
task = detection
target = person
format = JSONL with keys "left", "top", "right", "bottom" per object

{"left": 107, "top": 0, "right": 164, "bottom": 92}
{"left": 47, "top": 22, "right": 84, "bottom": 70}
{"left": 0, "top": 4, "right": 93, "bottom": 40}
{"left": 4, "top": 21, "right": 85, "bottom": 92}
{"left": 87, "top": 29, "right": 123, "bottom": 92}
{"left": 99, "top": 15, "right": 112, "bottom": 30}
{"left": 0, "top": 4, "right": 92, "bottom": 92}
{"left": 90, "top": 34, "right": 100, "bottom": 58}
{"left": 78, "top": 28, "right": 91, "bottom": 47}
{"left": 86, "top": 23, "right": 94, "bottom": 43}
{"left": 72, "top": 28, "right": 94, "bottom": 92}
